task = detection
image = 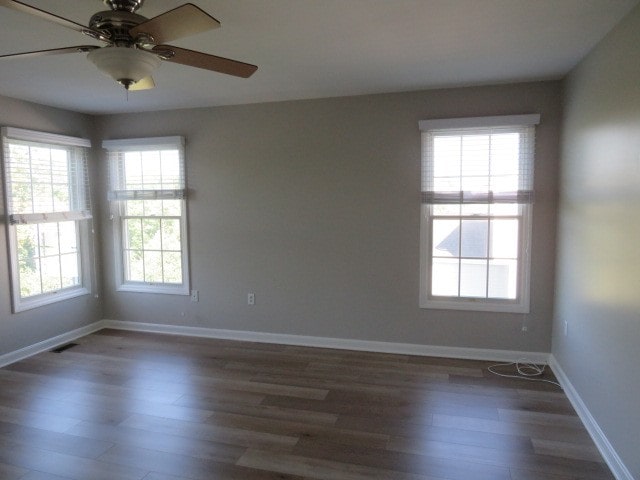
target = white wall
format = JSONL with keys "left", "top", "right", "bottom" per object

{"left": 554, "top": 4, "right": 640, "bottom": 478}
{"left": 96, "top": 81, "right": 562, "bottom": 353}
{"left": 0, "top": 95, "right": 102, "bottom": 356}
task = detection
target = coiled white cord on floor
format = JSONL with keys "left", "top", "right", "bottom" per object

{"left": 488, "top": 358, "right": 561, "bottom": 387}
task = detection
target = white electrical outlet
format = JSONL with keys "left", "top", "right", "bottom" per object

{"left": 190, "top": 290, "right": 199, "bottom": 302}
{"left": 247, "top": 293, "right": 255, "bottom": 305}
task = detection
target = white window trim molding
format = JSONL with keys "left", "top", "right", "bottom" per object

{"left": 105, "top": 136, "right": 190, "bottom": 296}
{"left": 3, "top": 127, "right": 91, "bottom": 148}
{"left": 419, "top": 114, "right": 540, "bottom": 131}
{"left": 103, "top": 136, "right": 184, "bottom": 151}
{"left": 2, "top": 127, "right": 93, "bottom": 312}
{"left": 418, "top": 115, "right": 537, "bottom": 314}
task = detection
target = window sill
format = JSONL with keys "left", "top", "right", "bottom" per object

{"left": 420, "top": 297, "right": 529, "bottom": 314}
{"left": 14, "top": 287, "right": 91, "bottom": 313}
{"left": 117, "top": 282, "right": 189, "bottom": 296}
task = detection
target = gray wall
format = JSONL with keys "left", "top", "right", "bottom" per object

{"left": 553, "top": 4, "right": 640, "bottom": 478}
{"left": 0, "top": 95, "right": 102, "bottom": 356}
{"left": 96, "top": 81, "right": 561, "bottom": 352}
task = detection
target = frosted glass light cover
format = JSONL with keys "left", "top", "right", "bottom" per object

{"left": 87, "top": 47, "right": 161, "bottom": 84}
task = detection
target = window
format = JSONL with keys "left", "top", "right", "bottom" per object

{"left": 104, "top": 136, "right": 189, "bottom": 295}
{"left": 1, "top": 127, "right": 93, "bottom": 312}
{"left": 419, "top": 115, "right": 539, "bottom": 313}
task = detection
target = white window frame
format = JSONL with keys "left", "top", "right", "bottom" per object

{"left": 104, "top": 136, "right": 190, "bottom": 295}
{"left": 1, "top": 127, "right": 93, "bottom": 312}
{"left": 418, "top": 115, "right": 539, "bottom": 313}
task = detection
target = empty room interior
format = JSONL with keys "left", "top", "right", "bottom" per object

{"left": 0, "top": 1, "right": 639, "bottom": 479}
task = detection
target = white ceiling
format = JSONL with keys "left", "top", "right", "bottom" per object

{"left": 0, "top": 0, "right": 637, "bottom": 115}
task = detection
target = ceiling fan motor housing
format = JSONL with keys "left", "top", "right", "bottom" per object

{"left": 90, "top": 10, "right": 149, "bottom": 46}
{"left": 103, "top": 0, "right": 145, "bottom": 13}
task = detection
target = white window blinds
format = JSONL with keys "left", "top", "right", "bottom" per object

{"left": 1, "top": 127, "right": 92, "bottom": 225}
{"left": 419, "top": 114, "right": 539, "bottom": 205}
{"left": 103, "top": 136, "right": 186, "bottom": 200}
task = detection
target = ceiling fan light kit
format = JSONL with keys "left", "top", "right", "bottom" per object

{"left": 0, "top": 0, "right": 257, "bottom": 91}
{"left": 87, "top": 46, "right": 161, "bottom": 89}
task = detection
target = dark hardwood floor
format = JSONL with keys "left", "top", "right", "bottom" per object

{"left": 0, "top": 329, "right": 613, "bottom": 480}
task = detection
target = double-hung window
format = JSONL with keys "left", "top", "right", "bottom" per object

{"left": 419, "top": 115, "right": 539, "bottom": 313}
{"left": 1, "top": 127, "right": 93, "bottom": 312}
{"left": 104, "top": 136, "right": 189, "bottom": 295}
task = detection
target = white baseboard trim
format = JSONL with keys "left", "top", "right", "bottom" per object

{"left": 0, "top": 316, "right": 548, "bottom": 377}
{"left": 101, "top": 319, "right": 550, "bottom": 364}
{"left": 549, "top": 355, "right": 633, "bottom": 480}
{"left": 0, "top": 320, "right": 106, "bottom": 368}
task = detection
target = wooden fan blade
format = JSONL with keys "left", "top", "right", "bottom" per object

{"left": 0, "top": 45, "right": 99, "bottom": 60}
{"left": 153, "top": 45, "right": 257, "bottom": 78}
{"left": 130, "top": 76, "right": 155, "bottom": 91}
{"left": 130, "top": 4, "right": 220, "bottom": 45}
{"left": 0, "top": 0, "right": 102, "bottom": 38}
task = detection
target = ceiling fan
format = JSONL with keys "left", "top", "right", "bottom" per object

{"left": 0, "top": 0, "right": 258, "bottom": 90}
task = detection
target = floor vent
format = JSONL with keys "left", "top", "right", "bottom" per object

{"left": 50, "top": 343, "right": 78, "bottom": 353}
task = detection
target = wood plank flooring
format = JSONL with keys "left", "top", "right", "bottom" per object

{"left": 0, "top": 329, "right": 614, "bottom": 480}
